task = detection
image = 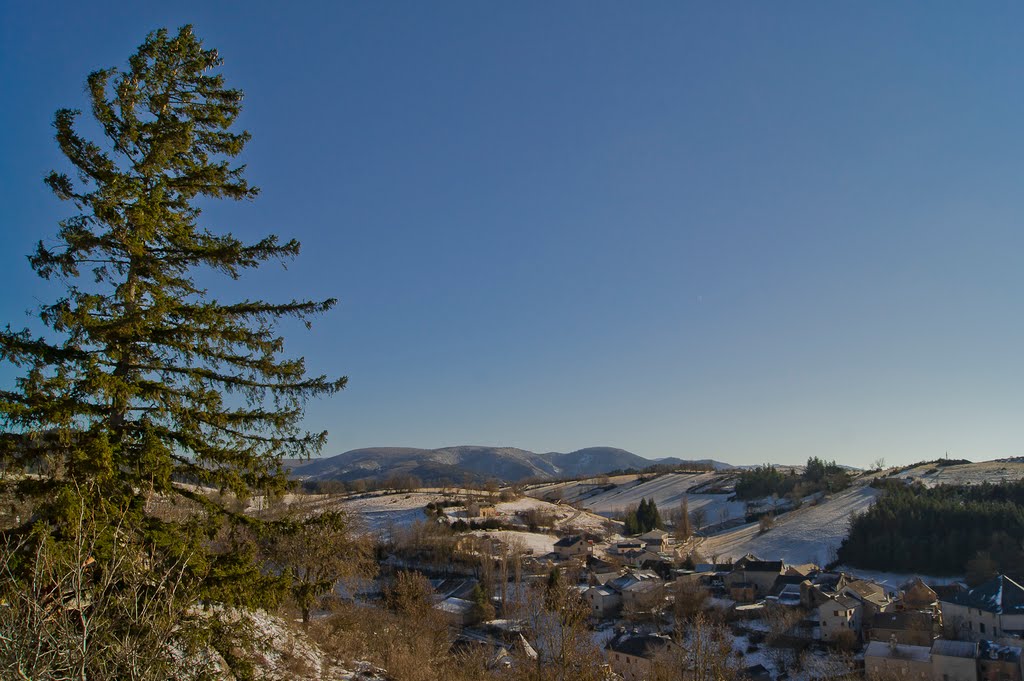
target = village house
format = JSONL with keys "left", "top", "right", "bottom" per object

{"left": 437, "top": 597, "right": 477, "bottom": 628}
{"left": 801, "top": 571, "right": 850, "bottom": 609}
{"left": 864, "top": 640, "right": 932, "bottom": 680}
{"left": 841, "top": 578, "right": 894, "bottom": 618}
{"left": 941, "top": 575, "right": 1024, "bottom": 643}
{"left": 604, "top": 631, "right": 675, "bottom": 681}
{"left": 620, "top": 548, "right": 663, "bottom": 569}
{"left": 729, "top": 581, "right": 757, "bottom": 603}
{"left": 621, "top": 579, "right": 666, "bottom": 616}
{"left": 900, "top": 577, "right": 940, "bottom": 614}
{"left": 769, "top": 575, "right": 806, "bottom": 607}
{"left": 585, "top": 556, "right": 623, "bottom": 585}
{"left": 930, "top": 639, "right": 979, "bottom": 681}
{"left": 552, "top": 535, "right": 591, "bottom": 560}
{"left": 869, "top": 611, "right": 936, "bottom": 647}
{"left": 819, "top": 594, "right": 862, "bottom": 642}
{"left": 612, "top": 540, "right": 644, "bottom": 555}
{"left": 583, "top": 584, "right": 621, "bottom": 619}
{"left": 724, "top": 557, "right": 784, "bottom": 599}
{"left": 584, "top": 570, "right": 660, "bottom": 619}
{"left": 637, "top": 528, "right": 672, "bottom": 552}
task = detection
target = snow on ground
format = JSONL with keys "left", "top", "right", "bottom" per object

{"left": 331, "top": 492, "right": 444, "bottom": 532}
{"left": 831, "top": 567, "right": 962, "bottom": 591}
{"left": 700, "top": 484, "right": 879, "bottom": 566}
{"left": 531, "top": 472, "right": 748, "bottom": 527}
{"left": 472, "top": 529, "right": 559, "bottom": 555}
{"left": 895, "top": 460, "right": 1024, "bottom": 487}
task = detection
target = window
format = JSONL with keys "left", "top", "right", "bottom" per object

{"left": 980, "top": 623, "right": 985, "bottom": 633}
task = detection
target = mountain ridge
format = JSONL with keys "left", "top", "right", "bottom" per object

{"left": 288, "top": 445, "right": 732, "bottom": 484}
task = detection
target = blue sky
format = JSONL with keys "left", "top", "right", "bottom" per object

{"left": 2, "top": 2, "right": 1023, "bottom": 467}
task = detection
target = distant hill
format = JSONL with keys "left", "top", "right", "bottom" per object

{"left": 288, "top": 445, "right": 733, "bottom": 485}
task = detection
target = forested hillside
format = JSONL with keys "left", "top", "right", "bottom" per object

{"left": 837, "top": 479, "right": 1024, "bottom": 581}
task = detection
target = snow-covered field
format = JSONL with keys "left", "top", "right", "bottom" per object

{"left": 529, "top": 472, "right": 748, "bottom": 527}
{"left": 700, "top": 485, "right": 879, "bottom": 565}
{"left": 894, "top": 460, "right": 1024, "bottom": 487}
{"left": 470, "top": 529, "right": 559, "bottom": 555}
{"left": 297, "top": 491, "right": 619, "bottom": 540}
{"left": 332, "top": 492, "right": 444, "bottom": 532}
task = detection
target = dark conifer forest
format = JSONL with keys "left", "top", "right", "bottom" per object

{"left": 838, "top": 479, "right": 1024, "bottom": 580}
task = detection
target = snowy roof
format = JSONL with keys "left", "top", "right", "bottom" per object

{"left": 979, "top": 640, "right": 1022, "bottom": 663}
{"left": 622, "top": 580, "right": 662, "bottom": 593}
{"left": 865, "top": 640, "right": 931, "bottom": 662}
{"left": 843, "top": 580, "right": 889, "bottom": 606}
{"left": 943, "top": 575, "right": 1024, "bottom": 615}
{"left": 931, "top": 639, "right": 978, "bottom": 659}
{"left": 437, "top": 597, "right": 475, "bottom": 615}
{"left": 638, "top": 529, "right": 669, "bottom": 540}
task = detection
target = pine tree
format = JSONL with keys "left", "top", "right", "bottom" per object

{"left": 0, "top": 25, "right": 343, "bottom": 527}
{"left": 637, "top": 497, "right": 650, "bottom": 532}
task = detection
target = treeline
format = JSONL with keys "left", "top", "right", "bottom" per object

{"left": 837, "top": 480, "right": 1024, "bottom": 580}
{"left": 734, "top": 457, "right": 850, "bottom": 501}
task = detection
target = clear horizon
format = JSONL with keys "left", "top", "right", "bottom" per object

{"left": 3, "top": 2, "right": 1023, "bottom": 468}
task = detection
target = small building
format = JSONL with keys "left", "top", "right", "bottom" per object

{"left": 900, "top": 577, "right": 939, "bottom": 613}
{"left": 931, "top": 639, "right": 978, "bottom": 681}
{"left": 621, "top": 579, "right": 665, "bottom": 616}
{"left": 605, "top": 631, "right": 675, "bottom": 681}
{"left": 820, "top": 595, "right": 862, "bottom": 643}
{"left": 583, "top": 584, "right": 622, "bottom": 619}
{"left": 437, "top": 596, "right": 477, "bottom": 628}
{"left": 638, "top": 529, "right": 671, "bottom": 551}
{"left": 864, "top": 640, "right": 932, "bottom": 680}
{"left": 613, "top": 540, "right": 644, "bottom": 555}
{"left": 553, "top": 535, "right": 591, "bottom": 560}
{"left": 869, "top": 611, "right": 936, "bottom": 647}
{"left": 724, "top": 559, "right": 784, "bottom": 598}
{"left": 842, "top": 579, "right": 894, "bottom": 618}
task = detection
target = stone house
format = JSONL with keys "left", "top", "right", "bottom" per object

{"left": 605, "top": 631, "right": 675, "bottom": 681}
{"left": 869, "top": 611, "right": 936, "bottom": 647}
{"left": 842, "top": 579, "right": 894, "bottom": 618}
{"left": 820, "top": 594, "right": 862, "bottom": 642}
{"left": 864, "top": 640, "right": 932, "bottom": 680}
{"left": 901, "top": 577, "right": 940, "bottom": 613}
{"left": 437, "top": 597, "right": 477, "bottom": 628}
{"left": 621, "top": 579, "right": 666, "bottom": 616}
{"left": 553, "top": 535, "right": 591, "bottom": 560}
{"left": 583, "top": 584, "right": 621, "bottom": 619}
{"left": 941, "top": 575, "right": 1024, "bottom": 643}
{"left": 638, "top": 529, "right": 671, "bottom": 551}
{"left": 724, "top": 559, "right": 784, "bottom": 598}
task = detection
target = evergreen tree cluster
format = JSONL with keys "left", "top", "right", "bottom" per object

{"left": 734, "top": 457, "right": 850, "bottom": 501}
{"left": 837, "top": 480, "right": 1024, "bottom": 580}
{"left": 623, "top": 497, "right": 662, "bottom": 535}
